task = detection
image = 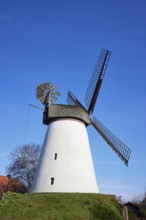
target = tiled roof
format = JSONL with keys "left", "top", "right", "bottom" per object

{"left": 0, "top": 175, "right": 24, "bottom": 187}
{"left": 0, "top": 175, "right": 27, "bottom": 196}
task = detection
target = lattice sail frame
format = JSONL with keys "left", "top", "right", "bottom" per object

{"left": 67, "top": 49, "right": 132, "bottom": 166}
{"left": 67, "top": 91, "right": 87, "bottom": 111}
{"left": 67, "top": 91, "right": 131, "bottom": 166}
{"left": 84, "top": 49, "right": 111, "bottom": 114}
{"left": 92, "top": 116, "right": 131, "bottom": 166}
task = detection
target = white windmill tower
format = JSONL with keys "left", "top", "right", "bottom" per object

{"left": 31, "top": 49, "right": 131, "bottom": 193}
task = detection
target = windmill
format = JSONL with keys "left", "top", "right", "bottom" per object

{"left": 31, "top": 49, "right": 131, "bottom": 194}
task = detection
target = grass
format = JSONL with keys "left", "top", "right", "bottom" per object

{"left": 0, "top": 192, "right": 123, "bottom": 220}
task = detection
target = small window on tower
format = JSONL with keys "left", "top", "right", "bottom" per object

{"left": 51, "top": 177, "right": 54, "bottom": 185}
{"left": 54, "top": 153, "right": 57, "bottom": 160}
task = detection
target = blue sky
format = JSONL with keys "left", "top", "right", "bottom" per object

{"left": 0, "top": 0, "right": 146, "bottom": 201}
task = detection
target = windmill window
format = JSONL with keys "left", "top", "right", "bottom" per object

{"left": 51, "top": 177, "right": 54, "bottom": 185}
{"left": 54, "top": 153, "right": 57, "bottom": 160}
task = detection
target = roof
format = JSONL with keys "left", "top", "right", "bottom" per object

{"left": 0, "top": 175, "right": 24, "bottom": 187}
{"left": 124, "top": 202, "right": 142, "bottom": 217}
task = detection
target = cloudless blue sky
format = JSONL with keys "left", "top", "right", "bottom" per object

{"left": 0, "top": 0, "right": 146, "bottom": 201}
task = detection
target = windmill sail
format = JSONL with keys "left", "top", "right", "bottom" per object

{"left": 84, "top": 49, "right": 111, "bottom": 114}
{"left": 91, "top": 116, "right": 131, "bottom": 166}
{"left": 68, "top": 91, "right": 131, "bottom": 166}
{"left": 67, "top": 91, "right": 87, "bottom": 112}
{"left": 67, "top": 49, "right": 132, "bottom": 166}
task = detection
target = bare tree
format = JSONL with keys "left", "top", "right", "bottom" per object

{"left": 6, "top": 144, "right": 41, "bottom": 189}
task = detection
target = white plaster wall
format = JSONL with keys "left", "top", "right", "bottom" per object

{"left": 31, "top": 118, "right": 99, "bottom": 193}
